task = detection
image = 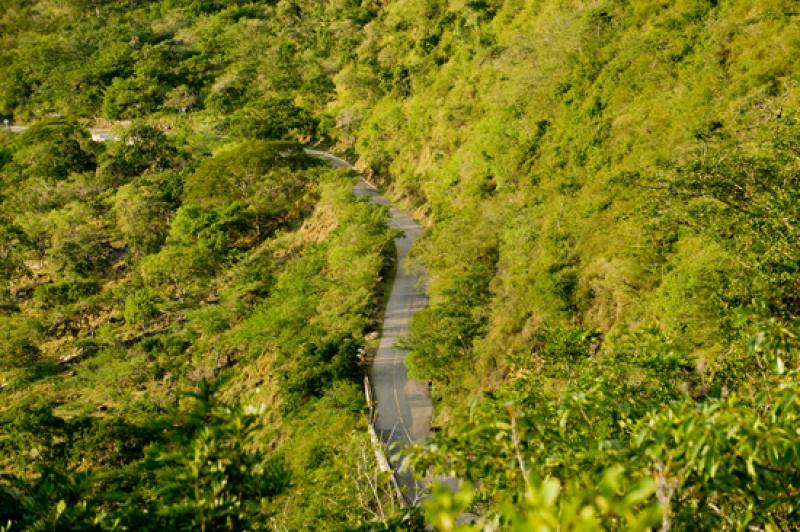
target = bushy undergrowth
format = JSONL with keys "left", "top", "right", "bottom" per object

{"left": 1, "top": 0, "right": 799, "bottom": 529}
{"left": 334, "top": 0, "right": 800, "bottom": 527}
{"left": 0, "top": 119, "right": 396, "bottom": 528}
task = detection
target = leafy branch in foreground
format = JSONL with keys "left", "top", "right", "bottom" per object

{"left": 0, "top": 380, "right": 290, "bottom": 531}
{"left": 137, "top": 380, "right": 291, "bottom": 531}
{"left": 413, "top": 335, "right": 800, "bottom": 531}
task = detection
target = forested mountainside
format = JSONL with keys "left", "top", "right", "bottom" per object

{"left": 1, "top": 1, "right": 799, "bottom": 530}
{"left": 0, "top": 122, "right": 400, "bottom": 528}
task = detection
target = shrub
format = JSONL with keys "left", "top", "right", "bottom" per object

{"left": 124, "top": 289, "right": 162, "bottom": 326}
{"left": 0, "top": 317, "right": 42, "bottom": 370}
{"left": 34, "top": 280, "right": 100, "bottom": 307}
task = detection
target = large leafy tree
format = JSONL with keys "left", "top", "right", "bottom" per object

{"left": 6, "top": 120, "right": 95, "bottom": 181}
{"left": 112, "top": 182, "right": 170, "bottom": 256}
{"left": 183, "top": 141, "right": 313, "bottom": 238}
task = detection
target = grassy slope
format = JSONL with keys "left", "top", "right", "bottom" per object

{"left": 0, "top": 130, "right": 397, "bottom": 527}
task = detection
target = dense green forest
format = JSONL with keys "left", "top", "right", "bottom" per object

{"left": 1, "top": 0, "right": 799, "bottom": 530}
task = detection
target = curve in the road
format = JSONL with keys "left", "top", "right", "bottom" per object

{"left": 305, "top": 150, "right": 432, "bottom": 503}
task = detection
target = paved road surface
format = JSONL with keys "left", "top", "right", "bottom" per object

{"left": 306, "top": 150, "right": 432, "bottom": 502}
{"left": 7, "top": 125, "right": 113, "bottom": 142}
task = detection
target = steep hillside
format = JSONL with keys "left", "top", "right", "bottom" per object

{"left": 341, "top": 0, "right": 799, "bottom": 401}
{"left": 1, "top": 0, "right": 799, "bottom": 530}
{"left": 0, "top": 122, "right": 401, "bottom": 528}
{"left": 337, "top": 1, "right": 800, "bottom": 528}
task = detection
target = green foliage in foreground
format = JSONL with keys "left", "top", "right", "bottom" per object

{"left": 416, "top": 353, "right": 800, "bottom": 530}
{"left": 0, "top": 380, "right": 290, "bottom": 531}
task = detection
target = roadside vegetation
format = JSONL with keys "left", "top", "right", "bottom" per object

{"left": 343, "top": 1, "right": 800, "bottom": 529}
{"left": 0, "top": 120, "right": 399, "bottom": 528}
{"left": 1, "top": 0, "right": 799, "bottom": 530}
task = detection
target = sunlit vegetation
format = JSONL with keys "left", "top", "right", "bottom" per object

{"left": 0, "top": 115, "right": 398, "bottom": 528}
{"left": 338, "top": 0, "right": 800, "bottom": 528}
{"left": 1, "top": 0, "right": 800, "bottom": 529}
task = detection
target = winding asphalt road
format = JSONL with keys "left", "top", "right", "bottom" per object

{"left": 5, "top": 127, "right": 434, "bottom": 503}
{"left": 305, "top": 150, "right": 432, "bottom": 502}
